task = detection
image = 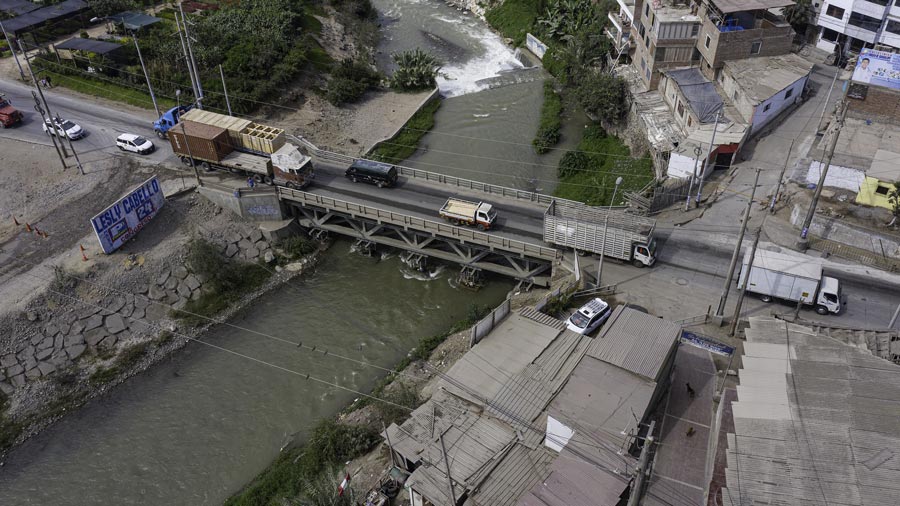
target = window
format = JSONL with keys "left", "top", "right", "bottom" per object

{"left": 705, "top": 35, "right": 711, "bottom": 48}
{"left": 692, "top": 48, "right": 701, "bottom": 61}
{"left": 645, "top": 3, "right": 650, "bottom": 16}
{"left": 763, "top": 103, "right": 771, "bottom": 112}
{"left": 646, "top": 68, "right": 651, "bottom": 80}
{"left": 691, "top": 24, "right": 699, "bottom": 37}
{"left": 639, "top": 23, "right": 646, "bottom": 38}
{"left": 825, "top": 4, "right": 844, "bottom": 19}
{"left": 751, "top": 41, "right": 762, "bottom": 54}
{"left": 866, "top": 0, "right": 888, "bottom": 6}
{"left": 886, "top": 20, "right": 900, "bottom": 35}
{"left": 733, "top": 90, "right": 740, "bottom": 101}
{"left": 655, "top": 46, "right": 666, "bottom": 61}
{"left": 677, "top": 101, "right": 685, "bottom": 117}
{"left": 687, "top": 116, "right": 693, "bottom": 127}
{"left": 641, "top": 57, "right": 646, "bottom": 70}
{"left": 875, "top": 185, "right": 890, "bottom": 195}
{"left": 848, "top": 12, "right": 882, "bottom": 31}
{"left": 785, "top": 87, "right": 794, "bottom": 99}
{"left": 821, "top": 27, "right": 840, "bottom": 42}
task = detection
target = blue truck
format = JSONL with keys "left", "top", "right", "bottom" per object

{"left": 153, "top": 104, "right": 193, "bottom": 139}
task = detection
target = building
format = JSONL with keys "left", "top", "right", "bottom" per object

{"left": 383, "top": 306, "right": 683, "bottom": 506}
{"left": 718, "top": 53, "right": 813, "bottom": 135}
{"left": 630, "top": 0, "right": 702, "bottom": 90}
{"left": 855, "top": 149, "right": 900, "bottom": 209}
{"left": 659, "top": 67, "right": 724, "bottom": 134}
{"left": 716, "top": 316, "right": 900, "bottom": 505}
{"left": 814, "top": 0, "right": 900, "bottom": 54}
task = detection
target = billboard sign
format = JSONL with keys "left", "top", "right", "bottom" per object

{"left": 526, "top": 33, "right": 547, "bottom": 60}
{"left": 851, "top": 48, "right": 900, "bottom": 91}
{"left": 680, "top": 331, "right": 734, "bottom": 356}
{"left": 91, "top": 176, "right": 166, "bottom": 254}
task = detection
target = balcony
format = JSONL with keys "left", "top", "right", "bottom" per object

{"left": 608, "top": 11, "right": 633, "bottom": 32}
{"left": 605, "top": 25, "right": 632, "bottom": 52}
{"left": 616, "top": 0, "right": 636, "bottom": 23}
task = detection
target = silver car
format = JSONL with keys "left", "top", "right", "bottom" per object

{"left": 42, "top": 117, "right": 84, "bottom": 140}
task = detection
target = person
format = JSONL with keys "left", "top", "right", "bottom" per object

{"left": 686, "top": 426, "right": 695, "bottom": 437}
{"left": 45, "top": 75, "right": 52, "bottom": 88}
{"left": 247, "top": 177, "right": 255, "bottom": 188}
{"left": 39, "top": 78, "right": 47, "bottom": 89}
{"left": 854, "top": 57, "right": 873, "bottom": 84}
{"left": 686, "top": 382, "right": 696, "bottom": 399}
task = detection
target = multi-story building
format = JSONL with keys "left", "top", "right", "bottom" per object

{"left": 629, "top": 0, "right": 702, "bottom": 90}
{"left": 814, "top": 0, "right": 900, "bottom": 53}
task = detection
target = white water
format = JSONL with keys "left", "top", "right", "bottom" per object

{"left": 435, "top": 18, "right": 524, "bottom": 97}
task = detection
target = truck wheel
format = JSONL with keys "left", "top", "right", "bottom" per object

{"left": 181, "top": 157, "right": 192, "bottom": 167}
{"left": 254, "top": 174, "right": 263, "bottom": 184}
{"left": 263, "top": 175, "right": 273, "bottom": 185}
{"left": 156, "top": 131, "right": 166, "bottom": 139}
{"left": 760, "top": 295, "right": 772, "bottom": 303}
{"left": 200, "top": 162, "right": 211, "bottom": 171}
{"left": 815, "top": 305, "right": 829, "bottom": 315}
{"left": 633, "top": 259, "right": 645, "bottom": 268}
{"left": 477, "top": 223, "right": 486, "bottom": 231}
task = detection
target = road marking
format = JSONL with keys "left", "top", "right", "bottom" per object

{"left": 665, "top": 413, "right": 710, "bottom": 429}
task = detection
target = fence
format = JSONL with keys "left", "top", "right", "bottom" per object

{"left": 534, "top": 280, "right": 577, "bottom": 314}
{"left": 626, "top": 177, "right": 694, "bottom": 215}
{"left": 469, "top": 299, "right": 512, "bottom": 347}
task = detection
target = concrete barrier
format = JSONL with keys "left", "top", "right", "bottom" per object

{"left": 198, "top": 185, "right": 286, "bottom": 222}
{"left": 469, "top": 299, "right": 511, "bottom": 347}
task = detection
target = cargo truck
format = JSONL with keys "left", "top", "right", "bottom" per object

{"left": 543, "top": 200, "right": 657, "bottom": 267}
{"left": 0, "top": 93, "right": 23, "bottom": 128}
{"left": 153, "top": 104, "right": 192, "bottom": 138}
{"left": 737, "top": 248, "right": 842, "bottom": 315}
{"left": 168, "top": 121, "right": 313, "bottom": 189}
{"left": 439, "top": 198, "right": 497, "bottom": 230}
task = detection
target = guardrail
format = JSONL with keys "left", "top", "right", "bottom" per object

{"left": 202, "top": 180, "right": 276, "bottom": 196}
{"left": 277, "top": 187, "right": 560, "bottom": 261}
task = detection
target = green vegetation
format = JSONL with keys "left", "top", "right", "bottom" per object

{"left": 174, "top": 239, "right": 272, "bottom": 327}
{"left": 0, "top": 393, "right": 23, "bottom": 453}
{"left": 484, "top": 0, "right": 542, "bottom": 46}
{"left": 389, "top": 48, "right": 442, "bottom": 91}
{"left": 554, "top": 125, "right": 654, "bottom": 205}
{"left": 278, "top": 235, "right": 318, "bottom": 259}
{"left": 224, "top": 419, "right": 379, "bottom": 506}
{"left": 42, "top": 73, "right": 177, "bottom": 110}
{"left": 574, "top": 72, "right": 628, "bottom": 124}
{"left": 533, "top": 82, "right": 563, "bottom": 154}
{"left": 325, "top": 58, "right": 381, "bottom": 105}
{"left": 375, "top": 383, "right": 422, "bottom": 426}
{"left": 369, "top": 98, "right": 441, "bottom": 163}
{"left": 89, "top": 341, "right": 152, "bottom": 385}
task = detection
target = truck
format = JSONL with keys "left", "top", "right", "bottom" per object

{"left": 737, "top": 248, "right": 842, "bottom": 315}
{"left": 153, "top": 104, "right": 193, "bottom": 139}
{"left": 439, "top": 198, "right": 497, "bottom": 230}
{"left": 168, "top": 120, "right": 314, "bottom": 189}
{"left": 0, "top": 93, "right": 23, "bottom": 128}
{"left": 543, "top": 200, "right": 657, "bottom": 267}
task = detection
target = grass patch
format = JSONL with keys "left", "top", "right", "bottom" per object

{"left": 533, "top": 81, "right": 563, "bottom": 154}
{"left": 369, "top": 98, "right": 441, "bottom": 164}
{"left": 89, "top": 341, "right": 152, "bottom": 385}
{"left": 0, "top": 393, "right": 23, "bottom": 453}
{"left": 174, "top": 239, "right": 272, "bottom": 327}
{"left": 485, "top": 0, "right": 541, "bottom": 46}
{"left": 278, "top": 235, "right": 318, "bottom": 259}
{"left": 554, "top": 125, "right": 654, "bottom": 205}
{"left": 224, "top": 419, "right": 379, "bottom": 506}
{"left": 47, "top": 73, "right": 177, "bottom": 111}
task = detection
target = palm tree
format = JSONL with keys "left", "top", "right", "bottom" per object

{"left": 390, "top": 49, "right": 442, "bottom": 91}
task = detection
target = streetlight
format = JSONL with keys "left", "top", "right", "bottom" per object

{"left": 597, "top": 176, "right": 623, "bottom": 287}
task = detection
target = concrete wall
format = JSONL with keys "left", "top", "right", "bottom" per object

{"left": 848, "top": 86, "right": 900, "bottom": 122}
{"left": 749, "top": 75, "right": 807, "bottom": 133}
{"left": 697, "top": 13, "right": 793, "bottom": 78}
{"left": 469, "top": 299, "right": 511, "bottom": 347}
{"left": 198, "top": 186, "right": 287, "bottom": 222}
{"left": 791, "top": 203, "right": 900, "bottom": 259}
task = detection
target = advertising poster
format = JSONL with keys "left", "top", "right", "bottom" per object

{"left": 90, "top": 176, "right": 166, "bottom": 254}
{"left": 851, "top": 48, "right": 900, "bottom": 91}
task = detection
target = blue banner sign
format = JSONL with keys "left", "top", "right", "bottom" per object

{"left": 91, "top": 176, "right": 165, "bottom": 254}
{"left": 680, "top": 331, "right": 734, "bottom": 356}
{"left": 852, "top": 48, "right": 900, "bottom": 91}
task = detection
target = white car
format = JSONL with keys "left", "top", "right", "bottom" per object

{"left": 566, "top": 298, "right": 612, "bottom": 335}
{"left": 116, "top": 133, "right": 155, "bottom": 155}
{"left": 42, "top": 117, "right": 84, "bottom": 140}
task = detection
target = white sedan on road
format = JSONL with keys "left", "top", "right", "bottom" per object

{"left": 42, "top": 117, "right": 84, "bottom": 140}
{"left": 116, "top": 133, "right": 155, "bottom": 155}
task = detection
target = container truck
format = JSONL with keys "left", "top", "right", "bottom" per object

{"left": 0, "top": 93, "right": 23, "bottom": 128}
{"left": 168, "top": 120, "right": 313, "bottom": 189}
{"left": 737, "top": 248, "right": 842, "bottom": 315}
{"left": 543, "top": 200, "right": 657, "bottom": 267}
{"left": 153, "top": 104, "right": 192, "bottom": 138}
{"left": 439, "top": 198, "right": 497, "bottom": 230}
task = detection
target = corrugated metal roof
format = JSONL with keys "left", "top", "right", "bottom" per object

{"left": 586, "top": 306, "right": 681, "bottom": 381}
{"left": 517, "top": 448, "right": 631, "bottom": 506}
{"left": 721, "top": 316, "right": 900, "bottom": 506}
{"left": 743, "top": 248, "right": 823, "bottom": 280}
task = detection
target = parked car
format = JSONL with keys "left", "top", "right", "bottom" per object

{"left": 345, "top": 159, "right": 398, "bottom": 188}
{"left": 566, "top": 298, "right": 612, "bottom": 335}
{"left": 42, "top": 117, "right": 84, "bottom": 140}
{"left": 116, "top": 133, "right": 155, "bottom": 155}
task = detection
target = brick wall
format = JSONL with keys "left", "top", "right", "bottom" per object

{"left": 848, "top": 86, "right": 900, "bottom": 123}
{"left": 695, "top": 12, "right": 794, "bottom": 76}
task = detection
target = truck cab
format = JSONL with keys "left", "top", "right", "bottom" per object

{"left": 632, "top": 237, "right": 657, "bottom": 267}
{"left": 476, "top": 203, "right": 497, "bottom": 229}
{"left": 0, "top": 93, "right": 23, "bottom": 128}
{"left": 816, "top": 276, "right": 842, "bottom": 314}
{"left": 153, "top": 104, "right": 192, "bottom": 139}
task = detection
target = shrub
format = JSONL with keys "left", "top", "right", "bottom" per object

{"left": 369, "top": 98, "right": 441, "bottom": 163}
{"left": 533, "top": 81, "right": 563, "bottom": 154}
{"left": 389, "top": 48, "right": 441, "bottom": 91}
{"left": 574, "top": 72, "right": 628, "bottom": 124}
{"left": 325, "top": 58, "right": 380, "bottom": 105}
{"left": 376, "top": 383, "right": 421, "bottom": 426}
{"left": 278, "top": 235, "right": 317, "bottom": 259}
{"left": 485, "top": 0, "right": 542, "bottom": 46}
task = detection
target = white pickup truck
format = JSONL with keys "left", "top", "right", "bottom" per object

{"left": 439, "top": 198, "right": 497, "bottom": 230}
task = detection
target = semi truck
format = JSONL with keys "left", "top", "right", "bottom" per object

{"left": 153, "top": 104, "right": 192, "bottom": 139}
{"left": 0, "top": 93, "right": 23, "bottom": 128}
{"left": 439, "top": 198, "right": 497, "bottom": 230}
{"left": 168, "top": 120, "right": 313, "bottom": 189}
{"left": 737, "top": 248, "right": 842, "bottom": 315}
{"left": 543, "top": 200, "right": 657, "bottom": 267}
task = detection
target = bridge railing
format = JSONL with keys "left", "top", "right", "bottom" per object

{"left": 277, "top": 187, "right": 560, "bottom": 261}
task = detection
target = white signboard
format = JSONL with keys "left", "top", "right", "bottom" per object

{"left": 91, "top": 176, "right": 166, "bottom": 254}
{"left": 851, "top": 48, "right": 900, "bottom": 91}
{"left": 526, "top": 33, "right": 547, "bottom": 60}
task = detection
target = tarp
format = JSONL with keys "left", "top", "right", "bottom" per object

{"left": 55, "top": 38, "right": 122, "bottom": 55}
{"left": 0, "top": 0, "right": 38, "bottom": 16}
{"left": 667, "top": 68, "right": 723, "bottom": 123}
{"left": 106, "top": 11, "right": 161, "bottom": 30}
{"left": 3, "top": 0, "right": 87, "bottom": 33}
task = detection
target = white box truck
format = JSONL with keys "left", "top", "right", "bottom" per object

{"left": 439, "top": 198, "right": 497, "bottom": 230}
{"left": 737, "top": 248, "right": 842, "bottom": 315}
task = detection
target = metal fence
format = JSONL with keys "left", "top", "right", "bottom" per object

{"left": 534, "top": 280, "right": 577, "bottom": 314}
{"left": 469, "top": 299, "right": 512, "bottom": 347}
{"left": 277, "top": 187, "right": 561, "bottom": 261}
{"left": 626, "top": 177, "right": 694, "bottom": 215}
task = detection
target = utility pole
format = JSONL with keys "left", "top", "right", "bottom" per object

{"left": 0, "top": 20, "right": 25, "bottom": 80}
{"left": 597, "top": 177, "right": 623, "bottom": 287}
{"left": 439, "top": 433, "right": 457, "bottom": 506}
{"left": 889, "top": 302, "right": 900, "bottom": 329}
{"left": 685, "top": 144, "right": 703, "bottom": 212}
{"left": 174, "top": 10, "right": 200, "bottom": 107}
{"left": 817, "top": 66, "right": 841, "bottom": 133}
{"left": 730, "top": 231, "right": 760, "bottom": 336}
{"left": 626, "top": 420, "right": 655, "bottom": 506}
{"left": 695, "top": 110, "right": 721, "bottom": 207}
{"left": 769, "top": 139, "right": 794, "bottom": 213}
{"left": 179, "top": 2, "right": 204, "bottom": 106}
{"left": 715, "top": 168, "right": 761, "bottom": 320}
{"left": 219, "top": 64, "right": 232, "bottom": 115}
{"left": 128, "top": 27, "right": 160, "bottom": 117}
{"left": 18, "top": 39, "right": 68, "bottom": 169}
{"left": 798, "top": 84, "right": 850, "bottom": 251}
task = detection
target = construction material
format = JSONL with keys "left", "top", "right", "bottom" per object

{"left": 241, "top": 123, "right": 286, "bottom": 154}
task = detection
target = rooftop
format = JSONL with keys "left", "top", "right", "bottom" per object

{"left": 586, "top": 305, "right": 682, "bottom": 382}
{"left": 667, "top": 68, "right": 723, "bottom": 124}
{"left": 724, "top": 54, "right": 814, "bottom": 105}
{"left": 2, "top": 0, "right": 87, "bottom": 33}
{"left": 721, "top": 316, "right": 900, "bottom": 506}
{"left": 709, "top": 0, "right": 794, "bottom": 14}
{"left": 55, "top": 38, "right": 122, "bottom": 55}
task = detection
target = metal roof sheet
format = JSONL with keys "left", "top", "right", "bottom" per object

{"left": 55, "top": 38, "right": 122, "bottom": 55}
{"left": 2, "top": 0, "right": 86, "bottom": 33}
{"left": 710, "top": 0, "right": 794, "bottom": 13}
{"left": 586, "top": 306, "right": 681, "bottom": 381}
{"left": 0, "top": 0, "right": 38, "bottom": 15}
{"left": 106, "top": 11, "right": 161, "bottom": 30}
